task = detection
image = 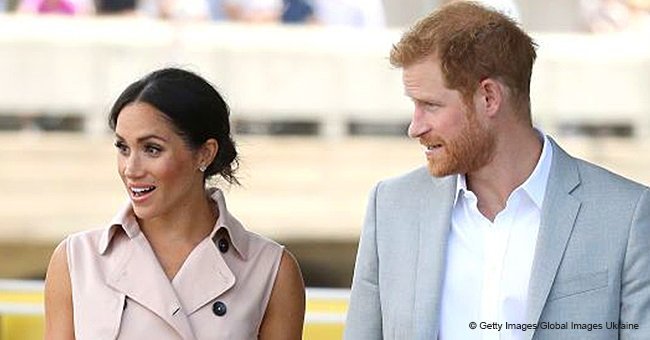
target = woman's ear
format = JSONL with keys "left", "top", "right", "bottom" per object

{"left": 198, "top": 138, "right": 219, "bottom": 171}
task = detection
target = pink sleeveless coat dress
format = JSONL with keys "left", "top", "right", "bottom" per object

{"left": 65, "top": 189, "right": 284, "bottom": 340}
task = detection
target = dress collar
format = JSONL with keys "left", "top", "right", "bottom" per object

{"left": 99, "top": 188, "right": 250, "bottom": 260}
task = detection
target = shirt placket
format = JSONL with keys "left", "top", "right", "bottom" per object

{"left": 480, "top": 213, "right": 512, "bottom": 340}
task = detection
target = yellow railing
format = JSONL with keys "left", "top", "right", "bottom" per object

{"left": 0, "top": 280, "right": 44, "bottom": 340}
{"left": 0, "top": 280, "right": 348, "bottom": 340}
{"left": 303, "top": 289, "right": 348, "bottom": 339}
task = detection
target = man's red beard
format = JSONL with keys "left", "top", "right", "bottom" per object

{"left": 424, "top": 110, "right": 496, "bottom": 177}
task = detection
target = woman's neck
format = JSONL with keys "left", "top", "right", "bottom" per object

{"left": 138, "top": 190, "right": 218, "bottom": 246}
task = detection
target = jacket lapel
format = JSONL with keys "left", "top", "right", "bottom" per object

{"left": 106, "top": 232, "right": 197, "bottom": 340}
{"left": 413, "top": 172, "right": 456, "bottom": 340}
{"left": 525, "top": 140, "right": 582, "bottom": 340}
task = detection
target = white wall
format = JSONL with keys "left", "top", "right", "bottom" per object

{"left": 1, "top": 16, "right": 649, "bottom": 136}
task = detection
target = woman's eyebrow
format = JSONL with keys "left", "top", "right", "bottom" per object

{"left": 114, "top": 133, "right": 168, "bottom": 143}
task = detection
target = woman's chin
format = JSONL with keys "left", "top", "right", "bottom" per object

{"left": 131, "top": 204, "right": 159, "bottom": 221}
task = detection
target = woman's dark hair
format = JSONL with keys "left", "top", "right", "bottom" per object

{"left": 109, "top": 68, "right": 239, "bottom": 185}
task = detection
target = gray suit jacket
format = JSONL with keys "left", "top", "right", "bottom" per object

{"left": 344, "top": 139, "right": 650, "bottom": 339}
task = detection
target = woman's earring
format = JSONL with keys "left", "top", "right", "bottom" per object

{"left": 199, "top": 165, "right": 207, "bottom": 173}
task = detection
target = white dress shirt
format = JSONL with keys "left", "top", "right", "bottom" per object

{"left": 439, "top": 132, "right": 553, "bottom": 340}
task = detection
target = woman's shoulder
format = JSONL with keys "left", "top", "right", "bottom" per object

{"left": 218, "top": 224, "right": 285, "bottom": 272}
{"left": 211, "top": 188, "right": 285, "bottom": 258}
{"left": 66, "top": 226, "right": 111, "bottom": 251}
{"left": 65, "top": 223, "right": 130, "bottom": 266}
{"left": 258, "top": 246, "right": 305, "bottom": 338}
{"left": 67, "top": 226, "right": 105, "bottom": 241}
{"left": 243, "top": 228, "right": 284, "bottom": 253}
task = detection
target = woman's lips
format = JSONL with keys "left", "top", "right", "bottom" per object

{"left": 129, "top": 185, "right": 156, "bottom": 203}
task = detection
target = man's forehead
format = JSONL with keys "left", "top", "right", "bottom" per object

{"left": 403, "top": 54, "right": 440, "bottom": 68}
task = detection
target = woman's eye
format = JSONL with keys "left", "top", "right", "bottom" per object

{"left": 145, "top": 145, "right": 162, "bottom": 156}
{"left": 114, "top": 141, "right": 129, "bottom": 154}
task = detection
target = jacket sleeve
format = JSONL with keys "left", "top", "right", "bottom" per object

{"left": 620, "top": 188, "right": 650, "bottom": 339}
{"left": 344, "top": 183, "right": 383, "bottom": 339}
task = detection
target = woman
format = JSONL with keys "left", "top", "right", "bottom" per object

{"left": 44, "top": 68, "right": 305, "bottom": 339}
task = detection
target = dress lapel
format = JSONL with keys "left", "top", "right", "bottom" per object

{"left": 413, "top": 172, "right": 456, "bottom": 340}
{"left": 105, "top": 231, "right": 197, "bottom": 340}
{"left": 171, "top": 235, "right": 236, "bottom": 315}
{"left": 525, "top": 140, "right": 582, "bottom": 340}
{"left": 100, "top": 190, "right": 242, "bottom": 340}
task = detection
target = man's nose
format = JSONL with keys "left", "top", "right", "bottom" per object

{"left": 407, "top": 107, "right": 430, "bottom": 138}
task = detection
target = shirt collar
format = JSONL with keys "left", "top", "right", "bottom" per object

{"left": 99, "top": 188, "right": 250, "bottom": 259}
{"left": 453, "top": 129, "right": 553, "bottom": 209}
{"left": 453, "top": 173, "right": 469, "bottom": 207}
{"left": 519, "top": 130, "right": 553, "bottom": 208}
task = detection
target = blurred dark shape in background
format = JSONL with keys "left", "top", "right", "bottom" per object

{"left": 94, "top": 0, "right": 136, "bottom": 15}
{"left": 281, "top": 0, "right": 313, "bottom": 24}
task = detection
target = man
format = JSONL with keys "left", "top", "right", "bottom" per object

{"left": 344, "top": 2, "right": 650, "bottom": 340}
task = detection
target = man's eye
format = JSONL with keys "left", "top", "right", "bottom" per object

{"left": 423, "top": 102, "right": 438, "bottom": 111}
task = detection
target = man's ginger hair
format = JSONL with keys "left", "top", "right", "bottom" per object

{"left": 390, "top": 1, "right": 537, "bottom": 121}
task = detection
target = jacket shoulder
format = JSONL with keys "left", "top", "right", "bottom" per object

{"left": 574, "top": 157, "right": 648, "bottom": 197}
{"left": 375, "top": 166, "right": 453, "bottom": 194}
{"left": 551, "top": 139, "right": 648, "bottom": 197}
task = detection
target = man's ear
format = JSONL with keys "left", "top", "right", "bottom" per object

{"left": 477, "top": 78, "right": 504, "bottom": 118}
